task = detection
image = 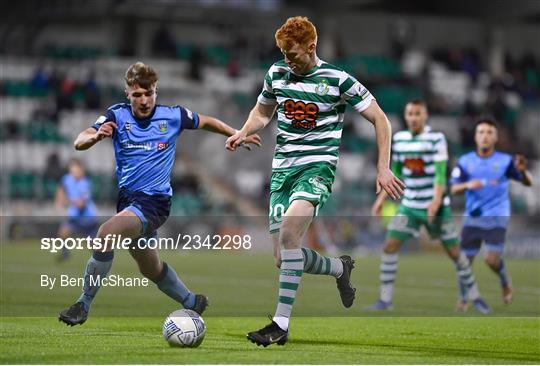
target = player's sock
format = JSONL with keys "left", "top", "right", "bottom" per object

{"left": 273, "top": 248, "right": 303, "bottom": 331}
{"left": 153, "top": 262, "right": 195, "bottom": 309}
{"left": 490, "top": 259, "right": 510, "bottom": 286}
{"left": 380, "top": 252, "right": 398, "bottom": 303}
{"left": 457, "top": 273, "right": 468, "bottom": 300}
{"left": 76, "top": 251, "right": 114, "bottom": 311}
{"left": 301, "top": 247, "right": 343, "bottom": 278}
{"left": 454, "top": 252, "right": 480, "bottom": 300}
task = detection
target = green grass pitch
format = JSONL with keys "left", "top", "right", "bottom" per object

{"left": 1, "top": 242, "right": 539, "bottom": 364}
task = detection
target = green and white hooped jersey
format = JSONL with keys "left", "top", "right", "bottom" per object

{"left": 392, "top": 126, "right": 450, "bottom": 209}
{"left": 257, "top": 59, "right": 375, "bottom": 170}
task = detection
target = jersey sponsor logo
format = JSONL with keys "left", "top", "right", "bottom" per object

{"left": 157, "top": 142, "right": 169, "bottom": 151}
{"left": 315, "top": 79, "right": 329, "bottom": 96}
{"left": 158, "top": 120, "right": 168, "bottom": 133}
{"left": 404, "top": 158, "right": 425, "bottom": 176}
{"left": 121, "top": 140, "right": 153, "bottom": 151}
{"left": 284, "top": 99, "right": 319, "bottom": 129}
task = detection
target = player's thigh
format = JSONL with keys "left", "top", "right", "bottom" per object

{"left": 98, "top": 210, "right": 143, "bottom": 239}
{"left": 280, "top": 200, "right": 316, "bottom": 249}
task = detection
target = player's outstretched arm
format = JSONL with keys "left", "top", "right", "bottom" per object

{"left": 360, "top": 101, "right": 405, "bottom": 200}
{"left": 74, "top": 122, "right": 117, "bottom": 150}
{"left": 54, "top": 185, "right": 67, "bottom": 211}
{"left": 198, "top": 114, "right": 261, "bottom": 150}
{"left": 226, "top": 102, "right": 275, "bottom": 151}
{"left": 450, "top": 180, "right": 483, "bottom": 195}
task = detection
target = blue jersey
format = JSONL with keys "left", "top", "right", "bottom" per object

{"left": 61, "top": 174, "right": 97, "bottom": 217}
{"left": 450, "top": 151, "right": 523, "bottom": 228}
{"left": 91, "top": 104, "right": 199, "bottom": 196}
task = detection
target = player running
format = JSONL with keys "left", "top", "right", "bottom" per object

{"left": 59, "top": 62, "right": 260, "bottom": 326}
{"left": 450, "top": 119, "right": 533, "bottom": 310}
{"left": 226, "top": 16, "right": 405, "bottom": 347}
{"left": 54, "top": 158, "right": 99, "bottom": 261}
{"left": 366, "top": 100, "right": 491, "bottom": 314}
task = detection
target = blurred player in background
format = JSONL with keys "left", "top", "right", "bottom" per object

{"left": 59, "top": 62, "right": 261, "bottom": 326}
{"left": 227, "top": 16, "right": 405, "bottom": 347}
{"left": 367, "top": 100, "right": 491, "bottom": 314}
{"left": 55, "top": 158, "right": 98, "bottom": 261}
{"left": 450, "top": 119, "right": 533, "bottom": 310}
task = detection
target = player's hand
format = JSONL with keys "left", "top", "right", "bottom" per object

{"left": 514, "top": 154, "right": 527, "bottom": 172}
{"left": 371, "top": 199, "right": 384, "bottom": 217}
{"left": 73, "top": 199, "right": 86, "bottom": 209}
{"left": 226, "top": 130, "right": 260, "bottom": 151}
{"left": 242, "top": 134, "right": 262, "bottom": 151}
{"left": 427, "top": 199, "right": 441, "bottom": 223}
{"left": 376, "top": 167, "right": 405, "bottom": 200}
{"left": 466, "top": 180, "right": 484, "bottom": 190}
{"left": 95, "top": 122, "right": 117, "bottom": 141}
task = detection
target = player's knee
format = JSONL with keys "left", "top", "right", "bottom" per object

{"left": 447, "top": 246, "right": 461, "bottom": 261}
{"left": 96, "top": 222, "right": 114, "bottom": 239}
{"left": 279, "top": 227, "right": 300, "bottom": 249}
{"left": 383, "top": 239, "right": 400, "bottom": 254}
{"left": 485, "top": 256, "right": 500, "bottom": 269}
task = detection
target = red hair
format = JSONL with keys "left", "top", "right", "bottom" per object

{"left": 275, "top": 16, "right": 317, "bottom": 50}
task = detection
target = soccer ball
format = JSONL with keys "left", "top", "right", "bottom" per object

{"left": 163, "top": 309, "right": 206, "bottom": 348}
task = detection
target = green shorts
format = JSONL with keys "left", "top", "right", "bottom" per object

{"left": 387, "top": 204, "right": 459, "bottom": 247}
{"left": 268, "top": 163, "right": 335, "bottom": 233}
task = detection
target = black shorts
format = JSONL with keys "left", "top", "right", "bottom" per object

{"left": 117, "top": 187, "right": 171, "bottom": 238}
{"left": 461, "top": 226, "right": 506, "bottom": 256}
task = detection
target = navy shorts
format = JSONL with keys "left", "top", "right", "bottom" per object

{"left": 117, "top": 187, "right": 171, "bottom": 238}
{"left": 63, "top": 217, "right": 98, "bottom": 237}
{"left": 461, "top": 226, "right": 506, "bottom": 256}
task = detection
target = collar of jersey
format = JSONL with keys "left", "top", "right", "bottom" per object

{"left": 130, "top": 105, "right": 157, "bottom": 126}
{"left": 289, "top": 58, "right": 323, "bottom": 77}
{"left": 408, "top": 125, "right": 431, "bottom": 136}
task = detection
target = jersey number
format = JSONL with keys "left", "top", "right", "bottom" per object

{"left": 284, "top": 99, "right": 319, "bottom": 129}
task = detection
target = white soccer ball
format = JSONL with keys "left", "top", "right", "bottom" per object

{"left": 163, "top": 309, "right": 206, "bottom": 348}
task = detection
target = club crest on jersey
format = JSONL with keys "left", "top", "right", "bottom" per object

{"left": 125, "top": 122, "right": 131, "bottom": 131}
{"left": 315, "top": 79, "right": 329, "bottom": 96}
{"left": 157, "top": 141, "right": 169, "bottom": 151}
{"left": 158, "top": 121, "right": 168, "bottom": 133}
